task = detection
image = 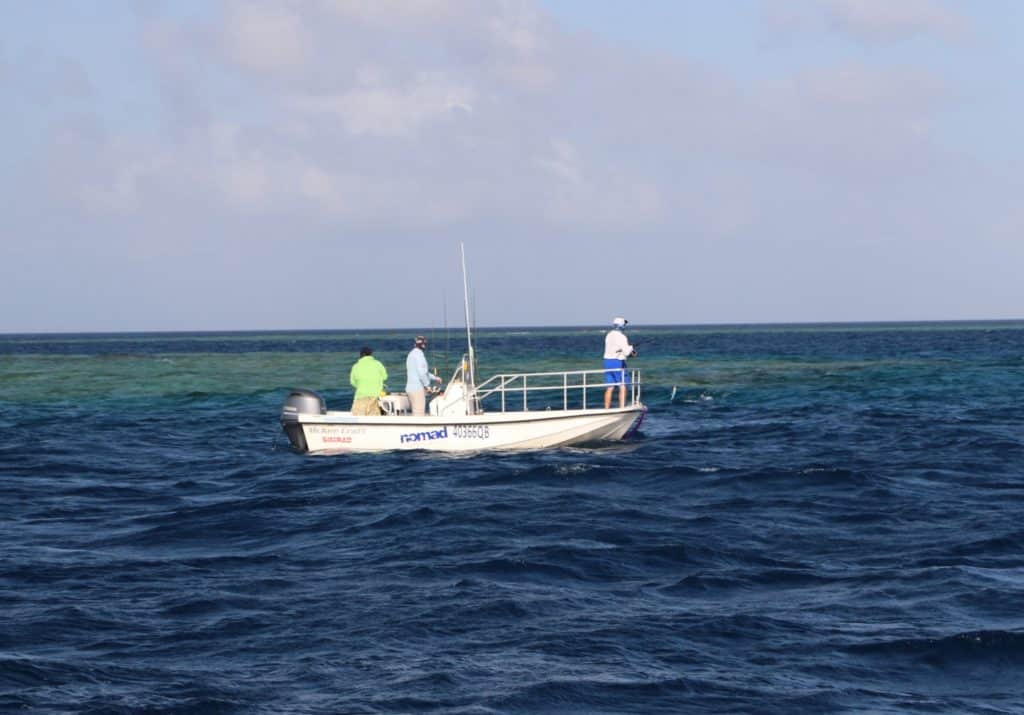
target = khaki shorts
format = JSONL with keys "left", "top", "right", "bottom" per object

{"left": 350, "top": 396, "right": 381, "bottom": 416}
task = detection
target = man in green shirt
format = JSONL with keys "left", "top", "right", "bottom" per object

{"left": 349, "top": 346, "right": 388, "bottom": 416}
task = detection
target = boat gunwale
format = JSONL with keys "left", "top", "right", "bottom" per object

{"left": 294, "top": 404, "right": 646, "bottom": 426}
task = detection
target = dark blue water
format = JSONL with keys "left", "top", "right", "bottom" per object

{"left": 2, "top": 323, "right": 1023, "bottom": 713}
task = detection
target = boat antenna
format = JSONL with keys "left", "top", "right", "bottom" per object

{"left": 472, "top": 287, "right": 478, "bottom": 379}
{"left": 460, "top": 242, "right": 476, "bottom": 398}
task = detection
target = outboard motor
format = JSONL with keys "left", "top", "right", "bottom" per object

{"left": 280, "top": 388, "right": 325, "bottom": 452}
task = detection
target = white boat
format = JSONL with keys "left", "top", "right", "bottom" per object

{"left": 280, "top": 365, "right": 645, "bottom": 453}
{"left": 279, "top": 247, "right": 646, "bottom": 454}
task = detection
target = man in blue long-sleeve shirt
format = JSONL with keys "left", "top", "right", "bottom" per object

{"left": 405, "top": 335, "right": 442, "bottom": 416}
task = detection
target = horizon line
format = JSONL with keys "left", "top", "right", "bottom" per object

{"left": 2, "top": 317, "right": 1022, "bottom": 338}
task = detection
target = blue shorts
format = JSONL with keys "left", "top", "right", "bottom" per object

{"left": 603, "top": 359, "right": 630, "bottom": 385}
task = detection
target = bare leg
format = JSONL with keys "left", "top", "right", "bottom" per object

{"left": 604, "top": 386, "right": 613, "bottom": 409}
{"left": 618, "top": 384, "right": 626, "bottom": 408}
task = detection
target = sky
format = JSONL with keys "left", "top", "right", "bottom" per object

{"left": 1, "top": 0, "right": 1022, "bottom": 333}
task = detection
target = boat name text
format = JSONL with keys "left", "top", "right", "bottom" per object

{"left": 308, "top": 426, "right": 367, "bottom": 435}
{"left": 400, "top": 426, "right": 449, "bottom": 443}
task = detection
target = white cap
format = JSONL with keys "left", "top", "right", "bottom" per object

{"left": 612, "top": 317, "right": 627, "bottom": 327}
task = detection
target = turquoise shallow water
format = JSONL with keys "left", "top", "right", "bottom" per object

{"left": 1, "top": 322, "right": 1023, "bottom": 713}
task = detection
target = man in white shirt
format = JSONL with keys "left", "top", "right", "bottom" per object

{"left": 603, "top": 317, "right": 635, "bottom": 409}
{"left": 405, "top": 335, "right": 443, "bottom": 416}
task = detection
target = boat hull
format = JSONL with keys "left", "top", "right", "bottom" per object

{"left": 282, "top": 407, "right": 645, "bottom": 454}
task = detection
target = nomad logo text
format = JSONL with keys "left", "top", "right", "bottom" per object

{"left": 399, "top": 426, "right": 449, "bottom": 444}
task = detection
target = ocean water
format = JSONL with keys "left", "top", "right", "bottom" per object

{"left": 1, "top": 322, "right": 1023, "bottom": 714}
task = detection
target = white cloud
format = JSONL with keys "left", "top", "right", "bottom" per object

{"left": 794, "top": 63, "right": 945, "bottom": 113}
{"left": 321, "top": 0, "right": 457, "bottom": 26}
{"left": 761, "top": 0, "right": 969, "bottom": 44}
{"left": 216, "top": 158, "right": 272, "bottom": 208}
{"left": 223, "top": 2, "right": 310, "bottom": 72}
{"left": 31, "top": 2, "right": 978, "bottom": 240}
{"left": 536, "top": 139, "right": 664, "bottom": 229}
{"left": 827, "top": 0, "right": 969, "bottom": 43}
{"left": 193, "top": 122, "right": 476, "bottom": 226}
{"left": 487, "top": 2, "right": 545, "bottom": 56}
{"left": 54, "top": 0, "right": 961, "bottom": 242}
{"left": 76, "top": 154, "right": 171, "bottom": 215}
{"left": 536, "top": 139, "right": 582, "bottom": 185}
{"left": 741, "top": 63, "right": 950, "bottom": 184}
{"left": 291, "top": 72, "right": 474, "bottom": 137}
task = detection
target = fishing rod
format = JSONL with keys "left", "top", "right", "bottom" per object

{"left": 443, "top": 291, "right": 450, "bottom": 379}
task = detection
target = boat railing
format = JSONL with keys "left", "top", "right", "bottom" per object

{"left": 472, "top": 368, "right": 642, "bottom": 413}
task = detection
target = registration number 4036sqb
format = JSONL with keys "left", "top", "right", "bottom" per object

{"left": 452, "top": 425, "right": 490, "bottom": 439}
